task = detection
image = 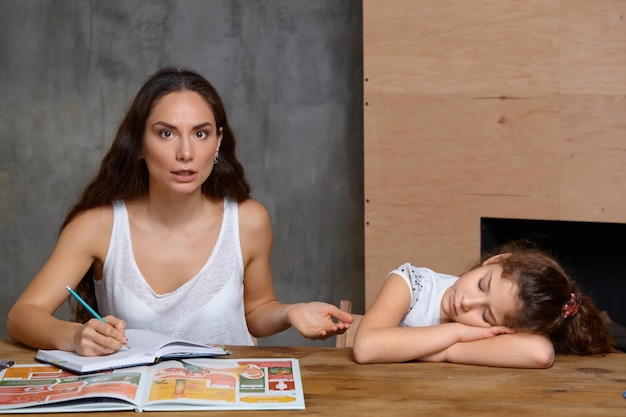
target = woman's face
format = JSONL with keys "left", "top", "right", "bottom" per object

{"left": 142, "top": 90, "right": 222, "bottom": 195}
{"left": 440, "top": 256, "right": 520, "bottom": 328}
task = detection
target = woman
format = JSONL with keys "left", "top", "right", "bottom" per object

{"left": 7, "top": 67, "right": 353, "bottom": 356}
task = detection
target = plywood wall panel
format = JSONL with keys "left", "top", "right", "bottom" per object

{"left": 364, "top": 0, "right": 626, "bottom": 309}
{"left": 365, "top": 205, "right": 480, "bottom": 304}
{"left": 560, "top": 95, "right": 626, "bottom": 221}
{"left": 365, "top": 94, "right": 559, "bottom": 199}
{"left": 364, "top": 0, "right": 559, "bottom": 96}
{"left": 561, "top": 1, "right": 626, "bottom": 95}
{"left": 364, "top": 93, "right": 560, "bottom": 306}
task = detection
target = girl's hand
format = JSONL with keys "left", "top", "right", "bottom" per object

{"left": 420, "top": 324, "right": 516, "bottom": 363}
{"left": 455, "top": 322, "right": 515, "bottom": 343}
{"left": 286, "top": 302, "right": 354, "bottom": 340}
{"left": 72, "top": 316, "right": 128, "bottom": 356}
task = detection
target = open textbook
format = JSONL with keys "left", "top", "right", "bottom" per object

{"left": 0, "top": 358, "right": 305, "bottom": 413}
{"left": 35, "top": 329, "right": 229, "bottom": 374}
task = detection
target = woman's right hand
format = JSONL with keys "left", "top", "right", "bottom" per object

{"left": 72, "top": 316, "right": 128, "bottom": 356}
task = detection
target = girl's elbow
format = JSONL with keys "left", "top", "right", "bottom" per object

{"left": 532, "top": 340, "right": 555, "bottom": 368}
{"left": 352, "top": 345, "right": 366, "bottom": 364}
{"left": 537, "top": 348, "right": 555, "bottom": 369}
{"left": 352, "top": 336, "right": 377, "bottom": 364}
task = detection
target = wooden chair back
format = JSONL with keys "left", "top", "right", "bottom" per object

{"left": 335, "top": 299, "right": 363, "bottom": 348}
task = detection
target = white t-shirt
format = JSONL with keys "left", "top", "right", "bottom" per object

{"left": 388, "top": 263, "right": 459, "bottom": 327}
{"left": 95, "top": 199, "right": 253, "bottom": 346}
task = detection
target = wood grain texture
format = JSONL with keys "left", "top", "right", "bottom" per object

{"left": 364, "top": 0, "right": 626, "bottom": 308}
{"left": 1, "top": 340, "right": 625, "bottom": 416}
{"left": 560, "top": 95, "right": 626, "bottom": 221}
{"left": 561, "top": 0, "right": 626, "bottom": 95}
{"left": 364, "top": 0, "right": 559, "bottom": 96}
{"left": 365, "top": 92, "right": 560, "bottom": 304}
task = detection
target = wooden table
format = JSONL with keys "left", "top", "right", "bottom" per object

{"left": 1, "top": 340, "right": 624, "bottom": 416}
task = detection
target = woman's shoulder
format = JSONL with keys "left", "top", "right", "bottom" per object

{"left": 58, "top": 205, "right": 115, "bottom": 260}
{"left": 237, "top": 198, "right": 270, "bottom": 221}
{"left": 237, "top": 198, "right": 271, "bottom": 236}
{"left": 63, "top": 204, "right": 114, "bottom": 235}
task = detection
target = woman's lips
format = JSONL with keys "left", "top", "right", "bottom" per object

{"left": 172, "top": 169, "right": 198, "bottom": 182}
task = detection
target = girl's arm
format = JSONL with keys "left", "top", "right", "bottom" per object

{"left": 422, "top": 332, "right": 554, "bottom": 368}
{"left": 240, "top": 200, "right": 352, "bottom": 339}
{"left": 353, "top": 274, "right": 554, "bottom": 368}
{"left": 6, "top": 208, "right": 127, "bottom": 355}
{"left": 353, "top": 274, "right": 469, "bottom": 363}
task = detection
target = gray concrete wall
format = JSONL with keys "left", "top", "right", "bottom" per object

{"left": 0, "top": 0, "right": 364, "bottom": 347}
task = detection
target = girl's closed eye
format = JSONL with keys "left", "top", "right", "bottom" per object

{"left": 482, "top": 309, "right": 490, "bottom": 324}
{"left": 478, "top": 278, "right": 493, "bottom": 324}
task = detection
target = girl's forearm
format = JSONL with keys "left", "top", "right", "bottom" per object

{"left": 353, "top": 323, "right": 462, "bottom": 364}
{"left": 440, "top": 333, "right": 555, "bottom": 368}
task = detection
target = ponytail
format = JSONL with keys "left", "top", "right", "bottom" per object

{"left": 550, "top": 293, "right": 614, "bottom": 355}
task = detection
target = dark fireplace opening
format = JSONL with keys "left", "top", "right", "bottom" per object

{"left": 481, "top": 217, "right": 626, "bottom": 329}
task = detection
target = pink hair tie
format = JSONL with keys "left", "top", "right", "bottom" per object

{"left": 562, "top": 292, "right": 582, "bottom": 318}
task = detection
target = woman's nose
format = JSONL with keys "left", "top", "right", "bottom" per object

{"left": 177, "top": 139, "right": 193, "bottom": 161}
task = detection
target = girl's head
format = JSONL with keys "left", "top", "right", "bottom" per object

{"left": 478, "top": 241, "right": 614, "bottom": 355}
{"left": 442, "top": 256, "right": 519, "bottom": 328}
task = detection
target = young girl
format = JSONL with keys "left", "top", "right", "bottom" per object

{"left": 352, "top": 241, "right": 614, "bottom": 368}
{"left": 6, "top": 67, "right": 352, "bottom": 356}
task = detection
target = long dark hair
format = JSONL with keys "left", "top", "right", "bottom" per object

{"left": 473, "top": 241, "right": 615, "bottom": 355}
{"left": 67, "top": 67, "right": 251, "bottom": 322}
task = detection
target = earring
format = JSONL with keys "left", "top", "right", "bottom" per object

{"left": 213, "top": 153, "right": 219, "bottom": 165}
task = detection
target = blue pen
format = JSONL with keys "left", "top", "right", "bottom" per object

{"left": 65, "top": 285, "right": 130, "bottom": 349}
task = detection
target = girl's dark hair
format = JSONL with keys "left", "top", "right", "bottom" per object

{"left": 66, "top": 67, "right": 251, "bottom": 322}
{"left": 474, "top": 241, "right": 615, "bottom": 355}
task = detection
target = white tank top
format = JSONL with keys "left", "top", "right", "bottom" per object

{"left": 95, "top": 199, "right": 253, "bottom": 346}
{"left": 388, "top": 263, "right": 458, "bottom": 327}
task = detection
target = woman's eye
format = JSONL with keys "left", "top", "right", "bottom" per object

{"left": 196, "top": 131, "right": 208, "bottom": 139}
{"left": 478, "top": 279, "right": 484, "bottom": 292}
{"left": 159, "top": 130, "right": 173, "bottom": 138}
{"left": 482, "top": 310, "right": 490, "bottom": 324}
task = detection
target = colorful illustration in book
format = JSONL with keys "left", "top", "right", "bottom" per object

{"left": 147, "top": 359, "right": 297, "bottom": 403}
{"left": 0, "top": 359, "right": 304, "bottom": 412}
{"left": 0, "top": 365, "right": 140, "bottom": 405}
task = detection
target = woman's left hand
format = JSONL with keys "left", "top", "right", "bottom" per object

{"left": 286, "top": 302, "right": 354, "bottom": 340}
